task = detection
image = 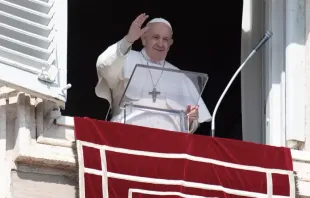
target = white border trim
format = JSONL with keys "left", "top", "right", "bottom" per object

{"left": 81, "top": 141, "right": 293, "bottom": 175}
{"left": 100, "top": 148, "right": 109, "bottom": 198}
{"left": 128, "top": 188, "right": 216, "bottom": 198}
{"left": 109, "top": 172, "right": 284, "bottom": 198}
{"left": 266, "top": 172, "right": 273, "bottom": 197}
{"left": 85, "top": 167, "right": 101, "bottom": 176}
{"left": 77, "top": 140, "right": 295, "bottom": 197}
{"left": 288, "top": 173, "right": 296, "bottom": 198}
{"left": 77, "top": 140, "right": 85, "bottom": 198}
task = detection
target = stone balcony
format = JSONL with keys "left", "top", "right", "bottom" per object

{"left": 0, "top": 91, "right": 309, "bottom": 197}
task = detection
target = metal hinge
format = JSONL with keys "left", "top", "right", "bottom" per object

{"left": 38, "top": 65, "right": 59, "bottom": 83}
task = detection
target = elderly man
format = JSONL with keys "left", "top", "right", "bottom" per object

{"left": 95, "top": 13, "right": 211, "bottom": 133}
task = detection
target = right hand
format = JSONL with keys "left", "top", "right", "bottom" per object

{"left": 125, "top": 13, "right": 149, "bottom": 43}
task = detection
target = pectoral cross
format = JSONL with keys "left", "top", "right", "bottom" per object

{"left": 149, "top": 87, "right": 160, "bottom": 103}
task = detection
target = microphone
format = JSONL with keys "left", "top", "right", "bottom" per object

{"left": 253, "top": 31, "right": 273, "bottom": 52}
{"left": 211, "top": 31, "right": 273, "bottom": 137}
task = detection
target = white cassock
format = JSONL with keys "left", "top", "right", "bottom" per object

{"left": 95, "top": 37, "right": 212, "bottom": 133}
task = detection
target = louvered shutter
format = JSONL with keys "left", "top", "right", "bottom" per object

{"left": 0, "top": 0, "right": 68, "bottom": 108}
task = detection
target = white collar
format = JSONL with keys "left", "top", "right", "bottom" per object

{"left": 140, "top": 48, "right": 165, "bottom": 66}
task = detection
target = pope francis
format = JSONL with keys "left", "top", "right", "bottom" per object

{"left": 95, "top": 13, "right": 211, "bottom": 133}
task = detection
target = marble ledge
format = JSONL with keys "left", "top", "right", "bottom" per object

{"left": 56, "top": 116, "right": 74, "bottom": 128}
{"left": 16, "top": 141, "right": 76, "bottom": 170}
{"left": 291, "top": 149, "right": 310, "bottom": 162}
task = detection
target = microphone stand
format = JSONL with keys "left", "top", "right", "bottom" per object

{"left": 211, "top": 31, "right": 273, "bottom": 137}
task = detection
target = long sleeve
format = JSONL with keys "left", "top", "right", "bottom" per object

{"left": 96, "top": 37, "right": 132, "bottom": 69}
{"left": 95, "top": 37, "right": 132, "bottom": 104}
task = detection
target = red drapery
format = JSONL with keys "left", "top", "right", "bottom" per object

{"left": 74, "top": 117, "right": 295, "bottom": 198}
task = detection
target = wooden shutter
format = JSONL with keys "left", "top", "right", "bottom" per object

{"left": 0, "top": 0, "right": 68, "bottom": 108}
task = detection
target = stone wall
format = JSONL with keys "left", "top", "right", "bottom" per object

{"left": 292, "top": 150, "right": 310, "bottom": 197}
{"left": 0, "top": 89, "right": 77, "bottom": 198}
{"left": 10, "top": 165, "right": 76, "bottom": 198}
{"left": 305, "top": 0, "right": 310, "bottom": 152}
{"left": 290, "top": 2, "right": 310, "bottom": 197}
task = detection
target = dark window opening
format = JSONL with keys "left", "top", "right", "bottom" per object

{"left": 63, "top": 0, "right": 244, "bottom": 140}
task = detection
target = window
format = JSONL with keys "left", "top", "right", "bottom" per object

{"left": 0, "top": 0, "right": 68, "bottom": 108}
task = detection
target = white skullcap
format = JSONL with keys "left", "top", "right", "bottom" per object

{"left": 147, "top": 18, "right": 173, "bottom": 32}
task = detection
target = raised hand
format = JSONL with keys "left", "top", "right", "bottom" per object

{"left": 125, "top": 13, "right": 149, "bottom": 43}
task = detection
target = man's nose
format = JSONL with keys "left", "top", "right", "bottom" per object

{"left": 157, "top": 39, "right": 163, "bottom": 47}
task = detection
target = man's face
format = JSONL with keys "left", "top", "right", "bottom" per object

{"left": 142, "top": 22, "right": 173, "bottom": 62}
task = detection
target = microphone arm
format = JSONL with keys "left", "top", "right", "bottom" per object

{"left": 211, "top": 31, "right": 273, "bottom": 137}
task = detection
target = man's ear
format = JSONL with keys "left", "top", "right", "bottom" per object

{"left": 169, "top": 38, "right": 174, "bottom": 46}
{"left": 141, "top": 35, "right": 147, "bottom": 46}
{"left": 141, "top": 36, "right": 146, "bottom": 46}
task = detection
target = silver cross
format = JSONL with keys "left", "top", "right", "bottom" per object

{"left": 149, "top": 87, "right": 160, "bottom": 103}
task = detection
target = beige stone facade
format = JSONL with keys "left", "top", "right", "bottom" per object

{"left": 0, "top": 91, "right": 77, "bottom": 198}
{"left": 0, "top": 0, "right": 310, "bottom": 197}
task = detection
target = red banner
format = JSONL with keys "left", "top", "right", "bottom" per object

{"left": 74, "top": 117, "right": 295, "bottom": 198}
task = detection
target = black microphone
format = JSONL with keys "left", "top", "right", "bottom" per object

{"left": 211, "top": 31, "right": 273, "bottom": 137}
{"left": 253, "top": 31, "right": 273, "bottom": 52}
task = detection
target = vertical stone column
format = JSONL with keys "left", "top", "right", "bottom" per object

{"left": 15, "top": 93, "right": 36, "bottom": 151}
{"left": 305, "top": 0, "right": 310, "bottom": 151}
{"left": 285, "top": 0, "right": 306, "bottom": 148}
{"left": 0, "top": 96, "right": 7, "bottom": 198}
{"left": 263, "top": 0, "right": 286, "bottom": 147}
{"left": 241, "top": 0, "right": 264, "bottom": 144}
